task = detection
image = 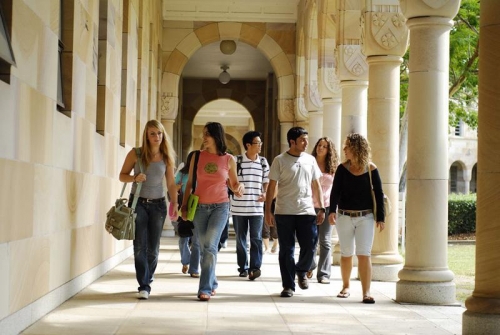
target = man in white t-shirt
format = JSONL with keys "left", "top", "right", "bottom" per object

{"left": 230, "top": 131, "right": 270, "bottom": 280}
{"left": 264, "top": 127, "right": 325, "bottom": 298}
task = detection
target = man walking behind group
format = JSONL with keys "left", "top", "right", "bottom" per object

{"left": 231, "top": 131, "right": 270, "bottom": 280}
{"left": 264, "top": 127, "right": 325, "bottom": 297}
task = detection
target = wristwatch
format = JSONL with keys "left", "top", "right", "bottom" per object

{"left": 318, "top": 208, "right": 326, "bottom": 213}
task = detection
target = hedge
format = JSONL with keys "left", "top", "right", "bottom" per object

{"left": 448, "top": 193, "right": 476, "bottom": 235}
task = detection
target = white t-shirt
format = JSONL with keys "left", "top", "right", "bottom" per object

{"left": 268, "top": 151, "right": 321, "bottom": 216}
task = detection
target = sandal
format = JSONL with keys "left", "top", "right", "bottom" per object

{"left": 362, "top": 296, "right": 375, "bottom": 304}
{"left": 198, "top": 293, "right": 211, "bottom": 301}
{"left": 337, "top": 288, "right": 350, "bottom": 298}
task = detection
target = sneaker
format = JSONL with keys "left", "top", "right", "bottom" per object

{"left": 182, "top": 265, "right": 188, "bottom": 274}
{"left": 138, "top": 290, "right": 149, "bottom": 300}
{"left": 239, "top": 270, "right": 248, "bottom": 277}
{"left": 298, "top": 276, "right": 309, "bottom": 290}
{"left": 248, "top": 269, "right": 261, "bottom": 281}
{"left": 280, "top": 288, "right": 293, "bottom": 297}
{"left": 222, "top": 241, "right": 228, "bottom": 249}
{"left": 318, "top": 278, "right": 330, "bottom": 284}
{"left": 190, "top": 273, "right": 200, "bottom": 278}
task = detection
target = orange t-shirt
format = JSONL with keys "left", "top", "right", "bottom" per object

{"left": 194, "top": 150, "right": 231, "bottom": 204}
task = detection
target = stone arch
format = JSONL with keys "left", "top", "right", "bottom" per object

{"left": 470, "top": 163, "right": 477, "bottom": 193}
{"left": 160, "top": 22, "right": 295, "bottom": 123}
{"left": 181, "top": 78, "right": 266, "bottom": 159}
{"left": 303, "top": 0, "right": 322, "bottom": 112}
{"left": 449, "top": 160, "right": 467, "bottom": 194}
{"left": 317, "top": 0, "right": 341, "bottom": 99}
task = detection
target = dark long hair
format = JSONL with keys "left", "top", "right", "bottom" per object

{"left": 312, "top": 137, "right": 338, "bottom": 174}
{"left": 205, "top": 122, "right": 227, "bottom": 155}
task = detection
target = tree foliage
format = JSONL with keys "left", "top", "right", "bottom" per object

{"left": 400, "top": 0, "right": 479, "bottom": 130}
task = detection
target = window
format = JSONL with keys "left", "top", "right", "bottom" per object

{"left": 0, "top": 0, "right": 15, "bottom": 84}
{"left": 96, "top": 0, "right": 109, "bottom": 135}
{"left": 454, "top": 121, "right": 463, "bottom": 136}
{"left": 58, "top": 0, "right": 74, "bottom": 115}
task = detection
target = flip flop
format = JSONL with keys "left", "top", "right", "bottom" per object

{"left": 337, "top": 290, "right": 350, "bottom": 298}
{"left": 362, "top": 296, "right": 375, "bottom": 304}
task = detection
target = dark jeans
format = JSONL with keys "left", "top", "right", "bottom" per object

{"left": 233, "top": 215, "right": 264, "bottom": 272}
{"left": 132, "top": 198, "right": 167, "bottom": 293}
{"left": 275, "top": 214, "right": 318, "bottom": 291}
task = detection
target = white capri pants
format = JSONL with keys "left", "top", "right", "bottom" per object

{"left": 336, "top": 212, "right": 375, "bottom": 256}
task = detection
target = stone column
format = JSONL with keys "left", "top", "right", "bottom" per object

{"left": 340, "top": 80, "right": 368, "bottom": 141}
{"left": 322, "top": 98, "right": 342, "bottom": 155}
{"left": 308, "top": 111, "right": 323, "bottom": 148}
{"left": 160, "top": 118, "right": 176, "bottom": 237}
{"left": 366, "top": 56, "right": 404, "bottom": 281}
{"left": 280, "top": 122, "right": 293, "bottom": 153}
{"left": 463, "top": 0, "right": 500, "bottom": 332}
{"left": 396, "top": 0, "right": 460, "bottom": 304}
{"left": 362, "top": 2, "right": 409, "bottom": 281}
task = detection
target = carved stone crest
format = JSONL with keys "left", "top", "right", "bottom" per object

{"left": 160, "top": 93, "right": 178, "bottom": 119}
{"left": 371, "top": 12, "right": 406, "bottom": 50}
{"left": 343, "top": 45, "right": 367, "bottom": 77}
{"left": 422, "top": 0, "right": 451, "bottom": 9}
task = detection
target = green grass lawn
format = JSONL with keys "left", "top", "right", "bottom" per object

{"left": 448, "top": 244, "right": 475, "bottom": 304}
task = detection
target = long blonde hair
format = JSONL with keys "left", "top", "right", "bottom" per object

{"left": 140, "top": 120, "right": 176, "bottom": 169}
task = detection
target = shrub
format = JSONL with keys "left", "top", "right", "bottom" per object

{"left": 448, "top": 193, "right": 476, "bottom": 235}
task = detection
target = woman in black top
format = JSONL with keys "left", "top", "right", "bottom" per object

{"left": 328, "top": 133, "right": 385, "bottom": 304}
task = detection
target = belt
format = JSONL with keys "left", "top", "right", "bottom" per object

{"left": 338, "top": 209, "right": 372, "bottom": 217}
{"left": 138, "top": 197, "right": 165, "bottom": 204}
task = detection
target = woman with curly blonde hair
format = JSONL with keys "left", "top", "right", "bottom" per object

{"left": 328, "top": 133, "right": 386, "bottom": 304}
{"left": 306, "top": 137, "right": 339, "bottom": 284}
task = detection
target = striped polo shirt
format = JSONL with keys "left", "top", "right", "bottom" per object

{"left": 230, "top": 154, "right": 270, "bottom": 216}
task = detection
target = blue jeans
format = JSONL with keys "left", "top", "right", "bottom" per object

{"left": 309, "top": 207, "right": 333, "bottom": 280}
{"left": 178, "top": 233, "right": 201, "bottom": 274}
{"left": 233, "top": 215, "right": 264, "bottom": 272}
{"left": 218, "top": 216, "right": 230, "bottom": 250}
{"left": 193, "top": 202, "right": 230, "bottom": 296}
{"left": 132, "top": 198, "right": 167, "bottom": 293}
{"left": 275, "top": 214, "right": 318, "bottom": 291}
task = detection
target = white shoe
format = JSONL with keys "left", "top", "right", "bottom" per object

{"left": 138, "top": 290, "right": 149, "bottom": 300}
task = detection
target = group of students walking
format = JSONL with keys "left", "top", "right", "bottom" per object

{"left": 119, "top": 120, "right": 386, "bottom": 303}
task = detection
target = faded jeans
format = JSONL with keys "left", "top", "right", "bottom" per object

{"left": 132, "top": 197, "right": 167, "bottom": 293}
{"left": 194, "top": 202, "right": 230, "bottom": 296}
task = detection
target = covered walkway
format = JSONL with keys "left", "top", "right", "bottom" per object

{"left": 20, "top": 237, "right": 463, "bottom": 335}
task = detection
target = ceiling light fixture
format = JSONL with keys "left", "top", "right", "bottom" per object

{"left": 219, "top": 65, "right": 230, "bottom": 84}
{"left": 220, "top": 40, "right": 236, "bottom": 55}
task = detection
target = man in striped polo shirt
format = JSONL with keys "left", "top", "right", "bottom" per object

{"left": 230, "top": 131, "right": 270, "bottom": 280}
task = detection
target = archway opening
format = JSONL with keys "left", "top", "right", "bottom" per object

{"left": 192, "top": 99, "right": 254, "bottom": 155}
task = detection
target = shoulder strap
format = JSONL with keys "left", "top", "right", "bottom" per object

{"left": 260, "top": 157, "right": 266, "bottom": 179}
{"left": 119, "top": 147, "right": 144, "bottom": 210}
{"left": 191, "top": 150, "right": 200, "bottom": 193}
{"left": 236, "top": 155, "right": 243, "bottom": 176}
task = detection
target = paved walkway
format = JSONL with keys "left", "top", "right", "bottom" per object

{"left": 21, "top": 237, "right": 464, "bottom": 335}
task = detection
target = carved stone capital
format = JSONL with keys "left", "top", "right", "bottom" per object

{"left": 305, "top": 82, "right": 323, "bottom": 111}
{"left": 160, "top": 93, "right": 178, "bottom": 120}
{"left": 277, "top": 99, "right": 295, "bottom": 122}
{"left": 295, "top": 97, "right": 309, "bottom": 121}
{"left": 362, "top": 8, "right": 409, "bottom": 57}
{"left": 338, "top": 45, "right": 368, "bottom": 81}
{"left": 400, "top": 0, "right": 460, "bottom": 21}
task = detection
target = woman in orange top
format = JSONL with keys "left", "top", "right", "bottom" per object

{"left": 181, "top": 122, "right": 244, "bottom": 301}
